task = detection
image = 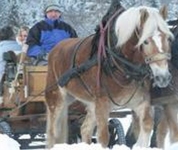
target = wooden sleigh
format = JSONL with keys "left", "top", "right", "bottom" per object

{"left": 0, "top": 64, "right": 130, "bottom": 149}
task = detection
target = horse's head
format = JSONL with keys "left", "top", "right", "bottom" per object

{"left": 114, "top": 6, "right": 174, "bottom": 88}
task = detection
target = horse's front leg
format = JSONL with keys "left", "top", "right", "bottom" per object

{"left": 125, "top": 111, "right": 140, "bottom": 147}
{"left": 95, "top": 97, "right": 110, "bottom": 147}
{"left": 81, "top": 102, "right": 96, "bottom": 143}
{"left": 134, "top": 100, "right": 153, "bottom": 147}
{"left": 156, "top": 111, "right": 168, "bottom": 148}
{"left": 164, "top": 104, "right": 178, "bottom": 144}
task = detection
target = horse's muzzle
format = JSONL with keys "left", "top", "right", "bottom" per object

{"left": 153, "top": 72, "right": 172, "bottom": 88}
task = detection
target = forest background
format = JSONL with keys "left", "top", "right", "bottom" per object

{"left": 0, "top": 0, "right": 177, "bottom": 37}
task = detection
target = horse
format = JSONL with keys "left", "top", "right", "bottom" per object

{"left": 151, "top": 20, "right": 178, "bottom": 149}
{"left": 126, "top": 67, "right": 178, "bottom": 149}
{"left": 125, "top": 20, "right": 178, "bottom": 149}
{"left": 45, "top": 1, "right": 173, "bottom": 148}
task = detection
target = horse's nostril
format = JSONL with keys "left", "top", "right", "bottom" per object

{"left": 155, "top": 76, "right": 160, "bottom": 82}
{"left": 154, "top": 73, "right": 172, "bottom": 88}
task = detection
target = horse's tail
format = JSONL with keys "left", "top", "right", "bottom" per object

{"left": 56, "top": 99, "right": 69, "bottom": 142}
{"left": 45, "top": 88, "right": 69, "bottom": 147}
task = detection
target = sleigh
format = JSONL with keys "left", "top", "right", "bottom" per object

{"left": 0, "top": 63, "right": 132, "bottom": 149}
{"left": 1, "top": 54, "right": 178, "bottom": 149}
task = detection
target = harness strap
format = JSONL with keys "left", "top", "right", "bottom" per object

{"left": 70, "top": 35, "right": 93, "bottom": 68}
{"left": 102, "top": 69, "right": 149, "bottom": 107}
{"left": 105, "top": 47, "right": 150, "bottom": 77}
{"left": 58, "top": 55, "right": 97, "bottom": 87}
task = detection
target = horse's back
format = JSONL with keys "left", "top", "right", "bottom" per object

{"left": 49, "top": 37, "right": 81, "bottom": 63}
{"left": 48, "top": 36, "right": 94, "bottom": 78}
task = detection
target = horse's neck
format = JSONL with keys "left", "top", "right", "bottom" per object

{"left": 122, "top": 30, "right": 147, "bottom": 64}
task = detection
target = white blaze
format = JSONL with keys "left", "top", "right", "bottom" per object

{"left": 152, "top": 30, "right": 163, "bottom": 53}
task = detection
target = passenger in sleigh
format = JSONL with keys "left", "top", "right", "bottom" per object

{"left": 0, "top": 26, "right": 22, "bottom": 103}
{"left": 16, "top": 26, "right": 29, "bottom": 47}
{"left": 24, "top": 1, "right": 78, "bottom": 66}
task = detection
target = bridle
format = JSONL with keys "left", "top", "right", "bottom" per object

{"left": 135, "top": 28, "right": 171, "bottom": 64}
{"left": 145, "top": 52, "right": 171, "bottom": 64}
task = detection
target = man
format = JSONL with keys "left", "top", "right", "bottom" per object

{"left": 25, "top": 2, "right": 78, "bottom": 60}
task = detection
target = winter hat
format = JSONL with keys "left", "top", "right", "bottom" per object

{"left": 45, "top": 1, "right": 61, "bottom": 13}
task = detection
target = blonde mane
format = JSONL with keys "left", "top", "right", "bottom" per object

{"left": 115, "top": 6, "right": 173, "bottom": 47}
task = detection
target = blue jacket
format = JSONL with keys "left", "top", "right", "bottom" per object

{"left": 26, "top": 18, "right": 78, "bottom": 57}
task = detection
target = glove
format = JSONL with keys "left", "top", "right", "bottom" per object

{"left": 37, "top": 52, "right": 48, "bottom": 61}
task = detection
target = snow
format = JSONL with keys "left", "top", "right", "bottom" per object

{"left": 51, "top": 143, "right": 161, "bottom": 150}
{"left": 0, "top": 116, "right": 175, "bottom": 150}
{"left": 168, "top": 143, "right": 178, "bottom": 150}
{"left": 1, "top": 133, "right": 178, "bottom": 150}
{"left": 0, "top": 113, "right": 177, "bottom": 150}
{"left": 0, "top": 134, "right": 20, "bottom": 150}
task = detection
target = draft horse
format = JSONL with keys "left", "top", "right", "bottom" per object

{"left": 125, "top": 20, "right": 178, "bottom": 149}
{"left": 153, "top": 68, "right": 178, "bottom": 149}
{"left": 126, "top": 67, "right": 178, "bottom": 149}
{"left": 45, "top": 5, "right": 173, "bottom": 148}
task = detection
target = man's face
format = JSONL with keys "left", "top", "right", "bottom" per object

{"left": 46, "top": 10, "right": 61, "bottom": 20}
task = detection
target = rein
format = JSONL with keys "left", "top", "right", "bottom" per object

{"left": 97, "top": 7, "right": 125, "bottom": 89}
{"left": 0, "top": 85, "right": 47, "bottom": 122}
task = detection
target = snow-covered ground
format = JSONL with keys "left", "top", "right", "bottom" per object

{"left": 1, "top": 133, "right": 178, "bottom": 150}
{"left": 0, "top": 134, "right": 20, "bottom": 150}
{"left": 0, "top": 116, "right": 178, "bottom": 150}
{"left": 51, "top": 143, "right": 161, "bottom": 150}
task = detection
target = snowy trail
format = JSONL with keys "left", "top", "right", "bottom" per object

{"left": 0, "top": 133, "right": 178, "bottom": 150}
{"left": 0, "top": 116, "right": 177, "bottom": 150}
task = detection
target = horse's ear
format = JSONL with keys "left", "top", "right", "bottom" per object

{"left": 159, "top": 5, "right": 168, "bottom": 20}
{"left": 140, "top": 9, "right": 149, "bottom": 28}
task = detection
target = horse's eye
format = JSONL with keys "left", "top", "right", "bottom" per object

{"left": 144, "top": 40, "right": 149, "bottom": 45}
